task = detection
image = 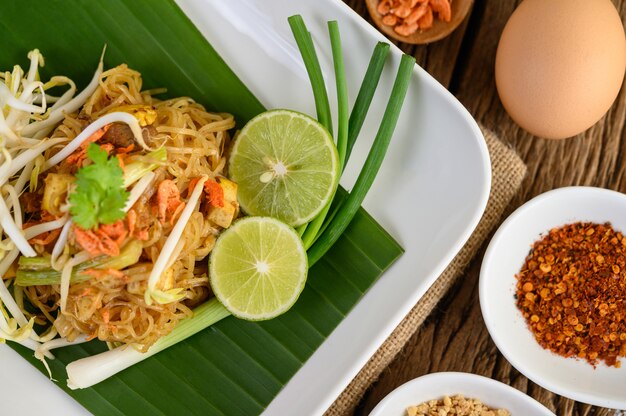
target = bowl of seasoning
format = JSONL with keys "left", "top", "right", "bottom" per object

{"left": 365, "top": 0, "right": 473, "bottom": 44}
{"left": 480, "top": 186, "right": 626, "bottom": 409}
{"left": 368, "top": 372, "right": 553, "bottom": 415}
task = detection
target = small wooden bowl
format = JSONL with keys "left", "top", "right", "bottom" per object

{"left": 365, "top": 0, "right": 473, "bottom": 44}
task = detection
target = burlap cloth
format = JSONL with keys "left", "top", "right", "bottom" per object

{"left": 325, "top": 125, "right": 528, "bottom": 415}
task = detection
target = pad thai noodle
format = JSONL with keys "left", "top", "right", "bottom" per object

{"left": 0, "top": 50, "right": 238, "bottom": 356}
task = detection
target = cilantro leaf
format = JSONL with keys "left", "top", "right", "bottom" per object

{"left": 69, "top": 143, "right": 129, "bottom": 229}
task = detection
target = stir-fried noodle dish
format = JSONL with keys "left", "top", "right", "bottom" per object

{"left": 0, "top": 50, "right": 239, "bottom": 363}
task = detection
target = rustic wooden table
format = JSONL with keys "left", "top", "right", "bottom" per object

{"left": 343, "top": 0, "right": 626, "bottom": 415}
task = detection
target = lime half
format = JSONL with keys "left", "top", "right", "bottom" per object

{"left": 209, "top": 216, "right": 308, "bottom": 321}
{"left": 228, "top": 109, "right": 339, "bottom": 227}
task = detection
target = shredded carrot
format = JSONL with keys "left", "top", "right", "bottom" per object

{"left": 22, "top": 210, "right": 60, "bottom": 230}
{"left": 22, "top": 221, "right": 37, "bottom": 230}
{"left": 170, "top": 201, "right": 186, "bottom": 226}
{"left": 2, "top": 262, "right": 16, "bottom": 279}
{"left": 101, "top": 308, "right": 110, "bottom": 325}
{"left": 65, "top": 152, "right": 82, "bottom": 166}
{"left": 157, "top": 179, "right": 184, "bottom": 225}
{"left": 65, "top": 124, "right": 112, "bottom": 166}
{"left": 29, "top": 228, "right": 61, "bottom": 245}
{"left": 116, "top": 143, "right": 135, "bottom": 154}
{"left": 23, "top": 211, "right": 63, "bottom": 245}
{"left": 114, "top": 143, "right": 134, "bottom": 172}
{"left": 187, "top": 177, "right": 201, "bottom": 196}
{"left": 78, "top": 288, "right": 93, "bottom": 298}
{"left": 127, "top": 209, "right": 137, "bottom": 235}
{"left": 100, "top": 143, "right": 114, "bottom": 155}
{"left": 204, "top": 179, "right": 224, "bottom": 208}
{"left": 126, "top": 208, "right": 150, "bottom": 241}
{"left": 41, "top": 210, "right": 58, "bottom": 221}
{"left": 116, "top": 153, "right": 129, "bottom": 172}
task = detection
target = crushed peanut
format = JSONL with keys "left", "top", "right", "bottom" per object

{"left": 406, "top": 394, "right": 511, "bottom": 416}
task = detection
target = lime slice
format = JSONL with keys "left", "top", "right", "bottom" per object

{"left": 228, "top": 109, "right": 339, "bottom": 227}
{"left": 209, "top": 216, "right": 308, "bottom": 321}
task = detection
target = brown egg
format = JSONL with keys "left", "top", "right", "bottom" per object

{"left": 495, "top": 0, "right": 626, "bottom": 139}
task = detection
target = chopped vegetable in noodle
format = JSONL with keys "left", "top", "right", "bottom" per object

{"left": 1, "top": 55, "right": 239, "bottom": 353}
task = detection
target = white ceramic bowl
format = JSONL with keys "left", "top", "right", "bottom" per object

{"left": 480, "top": 186, "right": 626, "bottom": 409}
{"left": 369, "top": 372, "right": 554, "bottom": 415}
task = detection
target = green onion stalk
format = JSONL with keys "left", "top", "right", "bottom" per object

{"left": 307, "top": 54, "right": 415, "bottom": 266}
{"left": 66, "top": 298, "right": 229, "bottom": 389}
{"left": 300, "top": 20, "right": 349, "bottom": 249}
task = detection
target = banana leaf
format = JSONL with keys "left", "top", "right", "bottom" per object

{"left": 1, "top": 1, "right": 404, "bottom": 414}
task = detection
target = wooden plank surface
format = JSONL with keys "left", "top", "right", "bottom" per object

{"left": 342, "top": 0, "right": 626, "bottom": 415}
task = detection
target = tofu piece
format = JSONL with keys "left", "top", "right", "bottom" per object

{"left": 216, "top": 177, "right": 237, "bottom": 203}
{"left": 207, "top": 202, "right": 236, "bottom": 228}
{"left": 207, "top": 177, "right": 238, "bottom": 228}
{"left": 42, "top": 173, "right": 75, "bottom": 216}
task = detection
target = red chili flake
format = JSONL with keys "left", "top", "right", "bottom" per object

{"left": 516, "top": 222, "right": 626, "bottom": 368}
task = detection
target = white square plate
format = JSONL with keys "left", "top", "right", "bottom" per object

{"left": 0, "top": 1, "right": 490, "bottom": 414}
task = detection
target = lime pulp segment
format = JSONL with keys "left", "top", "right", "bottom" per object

{"left": 228, "top": 109, "right": 339, "bottom": 227}
{"left": 209, "top": 216, "right": 308, "bottom": 321}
